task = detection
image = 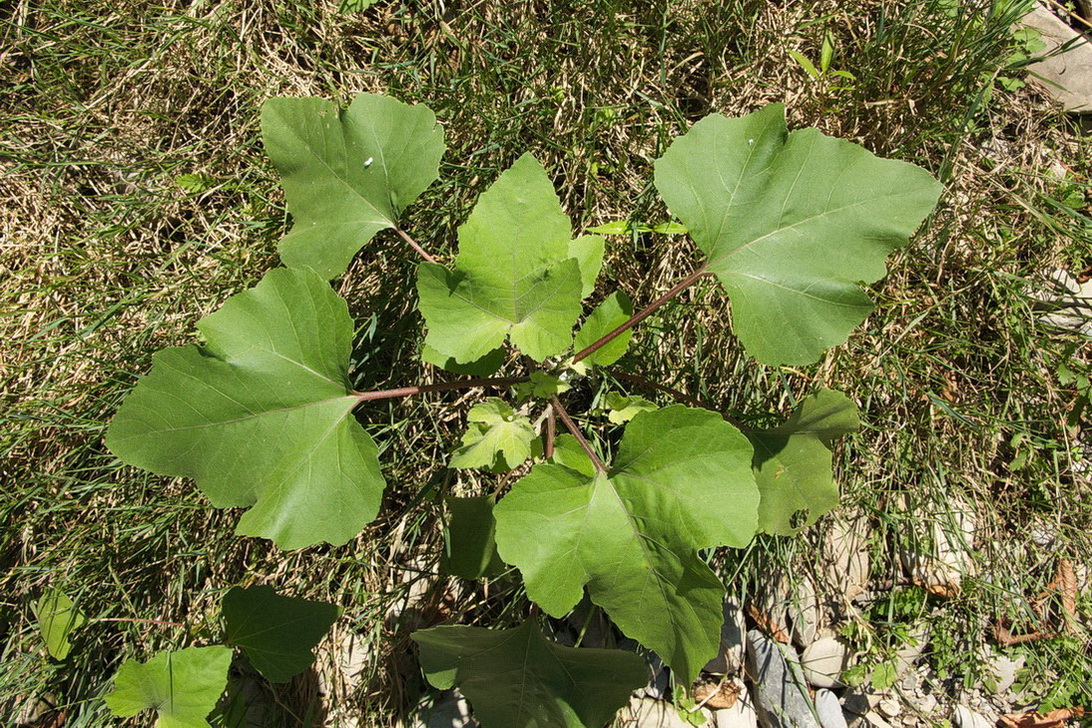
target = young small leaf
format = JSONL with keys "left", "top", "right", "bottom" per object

{"left": 573, "top": 291, "right": 633, "bottom": 368}
{"left": 106, "top": 268, "right": 385, "bottom": 550}
{"left": 104, "top": 646, "right": 232, "bottom": 727}
{"left": 35, "top": 589, "right": 85, "bottom": 660}
{"left": 450, "top": 398, "right": 539, "bottom": 472}
{"left": 262, "top": 93, "right": 444, "bottom": 278}
{"left": 654, "top": 103, "right": 941, "bottom": 365}
{"left": 494, "top": 406, "right": 759, "bottom": 680}
{"left": 603, "top": 393, "right": 657, "bottom": 424}
{"left": 412, "top": 620, "right": 646, "bottom": 728}
{"left": 651, "top": 221, "right": 688, "bottom": 235}
{"left": 788, "top": 50, "right": 822, "bottom": 79}
{"left": 586, "top": 220, "right": 631, "bottom": 235}
{"left": 442, "top": 496, "right": 505, "bottom": 580}
{"left": 747, "top": 389, "right": 860, "bottom": 535}
{"left": 222, "top": 585, "right": 340, "bottom": 683}
{"left": 417, "top": 154, "right": 599, "bottom": 363}
{"left": 515, "top": 371, "right": 570, "bottom": 400}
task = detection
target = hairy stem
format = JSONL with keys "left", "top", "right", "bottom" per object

{"left": 572, "top": 266, "right": 710, "bottom": 364}
{"left": 95, "top": 617, "right": 187, "bottom": 628}
{"left": 544, "top": 405, "right": 556, "bottom": 459}
{"left": 550, "top": 395, "right": 607, "bottom": 473}
{"left": 394, "top": 226, "right": 439, "bottom": 264}
{"left": 353, "top": 376, "right": 526, "bottom": 404}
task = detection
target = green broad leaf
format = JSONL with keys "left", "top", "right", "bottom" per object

{"left": 747, "top": 389, "right": 860, "bottom": 535}
{"left": 451, "top": 398, "right": 540, "bottom": 472}
{"left": 573, "top": 291, "right": 633, "bottom": 368}
{"left": 421, "top": 344, "right": 505, "bottom": 377}
{"left": 494, "top": 406, "right": 758, "bottom": 680}
{"left": 549, "top": 434, "right": 597, "bottom": 478}
{"left": 417, "top": 154, "right": 600, "bottom": 363}
{"left": 568, "top": 234, "right": 606, "bottom": 299}
{"left": 104, "top": 646, "right": 232, "bottom": 727}
{"left": 412, "top": 620, "right": 646, "bottom": 728}
{"left": 222, "top": 585, "right": 339, "bottom": 683}
{"left": 105, "top": 268, "right": 385, "bottom": 550}
{"left": 34, "top": 589, "right": 85, "bottom": 660}
{"left": 515, "top": 372, "right": 571, "bottom": 400}
{"left": 442, "top": 496, "right": 505, "bottom": 579}
{"left": 654, "top": 104, "right": 941, "bottom": 365}
{"left": 262, "top": 92, "right": 444, "bottom": 278}
{"left": 603, "top": 393, "right": 658, "bottom": 425}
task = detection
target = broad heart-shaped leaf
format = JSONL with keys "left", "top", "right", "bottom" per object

{"left": 262, "top": 92, "right": 444, "bottom": 278}
{"left": 450, "top": 398, "right": 539, "bottom": 472}
{"left": 494, "top": 406, "right": 759, "bottom": 680}
{"left": 104, "top": 646, "right": 232, "bottom": 728}
{"left": 105, "top": 268, "right": 384, "bottom": 550}
{"left": 441, "top": 496, "right": 505, "bottom": 580}
{"left": 222, "top": 585, "right": 340, "bottom": 682}
{"left": 34, "top": 588, "right": 85, "bottom": 660}
{"left": 417, "top": 154, "right": 604, "bottom": 363}
{"left": 747, "top": 389, "right": 860, "bottom": 535}
{"left": 413, "top": 620, "right": 646, "bottom": 728}
{"left": 654, "top": 103, "right": 942, "bottom": 365}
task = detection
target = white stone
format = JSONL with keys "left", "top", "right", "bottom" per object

{"left": 626, "top": 696, "right": 712, "bottom": 727}
{"left": 716, "top": 682, "right": 758, "bottom": 728}
{"left": 824, "top": 511, "right": 871, "bottom": 602}
{"left": 801, "top": 637, "right": 850, "bottom": 688}
{"left": 815, "top": 690, "right": 848, "bottom": 728}
{"left": 789, "top": 577, "right": 823, "bottom": 648}
{"left": 893, "top": 625, "right": 929, "bottom": 678}
{"left": 987, "top": 653, "right": 1025, "bottom": 694}
{"left": 953, "top": 706, "right": 993, "bottom": 728}
{"left": 705, "top": 597, "right": 748, "bottom": 674}
{"left": 1020, "top": 4, "right": 1092, "bottom": 113}
{"left": 877, "top": 699, "right": 901, "bottom": 719}
{"left": 900, "top": 499, "right": 976, "bottom": 597}
{"left": 863, "top": 711, "right": 893, "bottom": 728}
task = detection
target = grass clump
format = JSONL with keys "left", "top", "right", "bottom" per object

{"left": 2, "top": 0, "right": 1090, "bottom": 725}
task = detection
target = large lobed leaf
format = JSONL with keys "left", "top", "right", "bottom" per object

{"left": 105, "top": 646, "right": 232, "bottom": 728}
{"left": 417, "top": 153, "right": 604, "bottom": 364}
{"left": 494, "top": 406, "right": 758, "bottom": 680}
{"left": 655, "top": 103, "right": 941, "bottom": 365}
{"left": 222, "top": 585, "right": 340, "bottom": 683}
{"left": 413, "top": 620, "right": 646, "bottom": 728}
{"left": 105, "top": 268, "right": 384, "bottom": 550}
{"left": 262, "top": 92, "right": 444, "bottom": 278}
{"left": 748, "top": 389, "right": 860, "bottom": 535}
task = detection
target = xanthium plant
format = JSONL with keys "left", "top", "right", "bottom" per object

{"left": 99, "top": 92, "right": 941, "bottom": 727}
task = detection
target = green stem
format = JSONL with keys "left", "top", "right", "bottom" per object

{"left": 572, "top": 266, "right": 710, "bottom": 364}
{"left": 549, "top": 395, "right": 607, "bottom": 473}
{"left": 353, "top": 376, "right": 527, "bottom": 404}
{"left": 544, "top": 405, "right": 556, "bottom": 459}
